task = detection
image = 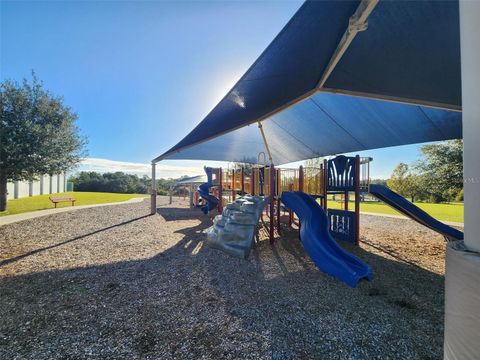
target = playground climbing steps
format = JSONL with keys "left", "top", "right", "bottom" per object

{"left": 206, "top": 195, "right": 268, "bottom": 259}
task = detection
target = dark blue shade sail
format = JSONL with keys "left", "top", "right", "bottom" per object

{"left": 156, "top": 0, "right": 461, "bottom": 165}
{"left": 163, "top": 92, "right": 461, "bottom": 165}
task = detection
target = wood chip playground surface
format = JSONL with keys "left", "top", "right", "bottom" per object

{"left": 0, "top": 197, "right": 459, "bottom": 359}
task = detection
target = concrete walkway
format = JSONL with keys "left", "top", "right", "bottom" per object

{"left": 0, "top": 197, "right": 147, "bottom": 227}
{"left": 360, "top": 211, "right": 464, "bottom": 228}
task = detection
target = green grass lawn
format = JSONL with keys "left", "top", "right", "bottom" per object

{"left": 328, "top": 199, "right": 464, "bottom": 223}
{"left": 0, "top": 192, "right": 148, "bottom": 217}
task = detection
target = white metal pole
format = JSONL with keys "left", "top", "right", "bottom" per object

{"left": 317, "top": 0, "right": 379, "bottom": 88}
{"left": 151, "top": 162, "right": 157, "bottom": 215}
{"left": 257, "top": 122, "right": 273, "bottom": 164}
{"left": 189, "top": 184, "right": 194, "bottom": 209}
{"left": 444, "top": 2, "right": 480, "bottom": 359}
{"left": 460, "top": 1, "right": 480, "bottom": 253}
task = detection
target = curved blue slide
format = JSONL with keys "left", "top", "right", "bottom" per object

{"left": 198, "top": 167, "right": 219, "bottom": 214}
{"left": 369, "top": 184, "right": 463, "bottom": 241}
{"left": 281, "top": 191, "right": 372, "bottom": 287}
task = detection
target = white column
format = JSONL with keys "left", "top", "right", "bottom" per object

{"left": 461, "top": 1, "right": 480, "bottom": 252}
{"left": 150, "top": 162, "right": 157, "bottom": 215}
{"left": 444, "top": 2, "right": 480, "bottom": 359}
{"left": 189, "top": 184, "right": 194, "bottom": 209}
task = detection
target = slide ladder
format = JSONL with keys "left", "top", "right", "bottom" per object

{"left": 281, "top": 191, "right": 372, "bottom": 287}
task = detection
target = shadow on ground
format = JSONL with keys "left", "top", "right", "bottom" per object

{"left": 0, "top": 205, "right": 444, "bottom": 359}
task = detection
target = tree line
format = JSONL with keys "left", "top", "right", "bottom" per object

{"left": 387, "top": 140, "right": 463, "bottom": 203}
{"left": 69, "top": 171, "right": 189, "bottom": 196}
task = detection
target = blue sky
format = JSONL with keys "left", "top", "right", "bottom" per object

{"left": 2, "top": 0, "right": 428, "bottom": 179}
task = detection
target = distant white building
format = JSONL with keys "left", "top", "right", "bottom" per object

{"left": 6, "top": 173, "right": 67, "bottom": 200}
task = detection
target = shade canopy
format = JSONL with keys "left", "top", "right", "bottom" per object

{"left": 155, "top": 0, "right": 462, "bottom": 165}
{"left": 176, "top": 175, "right": 207, "bottom": 185}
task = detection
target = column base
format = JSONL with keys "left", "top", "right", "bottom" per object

{"left": 444, "top": 241, "right": 480, "bottom": 359}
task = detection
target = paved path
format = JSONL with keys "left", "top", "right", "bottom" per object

{"left": 360, "top": 211, "right": 464, "bottom": 228}
{"left": 0, "top": 197, "right": 147, "bottom": 227}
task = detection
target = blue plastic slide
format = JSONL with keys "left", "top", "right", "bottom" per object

{"left": 369, "top": 184, "right": 463, "bottom": 241}
{"left": 281, "top": 191, "right": 372, "bottom": 287}
{"left": 198, "top": 167, "right": 219, "bottom": 214}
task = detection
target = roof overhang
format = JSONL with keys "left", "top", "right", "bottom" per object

{"left": 154, "top": 0, "right": 461, "bottom": 165}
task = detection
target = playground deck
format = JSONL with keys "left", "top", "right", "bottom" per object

{"left": 0, "top": 197, "right": 456, "bottom": 358}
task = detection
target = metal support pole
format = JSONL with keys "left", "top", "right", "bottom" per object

{"left": 299, "top": 165, "right": 304, "bottom": 192}
{"left": 258, "top": 122, "right": 273, "bottom": 163}
{"left": 189, "top": 184, "right": 194, "bottom": 209}
{"left": 323, "top": 159, "right": 328, "bottom": 211}
{"left": 317, "top": 0, "right": 379, "bottom": 88}
{"left": 288, "top": 183, "right": 293, "bottom": 226}
{"left": 354, "top": 155, "right": 360, "bottom": 245}
{"left": 276, "top": 197, "right": 281, "bottom": 235}
{"left": 150, "top": 162, "right": 157, "bottom": 215}
{"left": 444, "top": 5, "right": 480, "bottom": 357}
{"left": 251, "top": 169, "right": 255, "bottom": 196}
{"left": 276, "top": 168, "right": 281, "bottom": 232}
{"left": 241, "top": 167, "right": 245, "bottom": 195}
{"left": 218, "top": 168, "right": 223, "bottom": 213}
{"left": 269, "top": 164, "right": 275, "bottom": 244}
{"left": 231, "top": 169, "right": 236, "bottom": 201}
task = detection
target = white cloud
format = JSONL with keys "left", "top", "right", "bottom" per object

{"left": 77, "top": 158, "right": 204, "bottom": 179}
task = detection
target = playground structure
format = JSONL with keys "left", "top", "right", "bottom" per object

{"left": 197, "top": 155, "right": 370, "bottom": 245}
{"left": 196, "top": 167, "right": 220, "bottom": 214}
{"left": 196, "top": 154, "right": 463, "bottom": 287}
{"left": 151, "top": 1, "right": 480, "bottom": 354}
{"left": 197, "top": 155, "right": 373, "bottom": 286}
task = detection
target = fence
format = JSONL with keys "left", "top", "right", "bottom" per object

{"left": 6, "top": 173, "right": 67, "bottom": 200}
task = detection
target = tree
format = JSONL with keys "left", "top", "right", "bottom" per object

{"left": 0, "top": 74, "right": 86, "bottom": 211}
{"left": 404, "top": 174, "right": 424, "bottom": 203}
{"left": 305, "top": 157, "right": 324, "bottom": 168}
{"left": 387, "top": 163, "right": 411, "bottom": 198}
{"left": 414, "top": 140, "right": 463, "bottom": 202}
{"left": 233, "top": 162, "right": 254, "bottom": 176}
{"left": 387, "top": 164, "right": 428, "bottom": 202}
{"left": 70, "top": 171, "right": 151, "bottom": 194}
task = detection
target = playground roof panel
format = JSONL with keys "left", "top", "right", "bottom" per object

{"left": 155, "top": 0, "right": 462, "bottom": 165}
{"left": 164, "top": 92, "right": 462, "bottom": 165}
{"left": 176, "top": 175, "right": 207, "bottom": 185}
{"left": 324, "top": 0, "right": 461, "bottom": 108}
